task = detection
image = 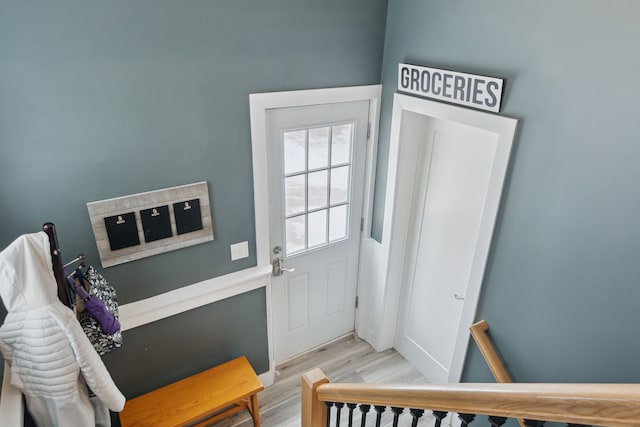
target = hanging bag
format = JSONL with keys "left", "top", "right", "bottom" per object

{"left": 74, "top": 268, "right": 120, "bottom": 335}
{"left": 75, "top": 266, "right": 123, "bottom": 355}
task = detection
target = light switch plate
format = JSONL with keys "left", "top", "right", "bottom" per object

{"left": 230, "top": 241, "right": 249, "bottom": 261}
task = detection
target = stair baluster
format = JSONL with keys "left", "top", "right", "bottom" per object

{"left": 325, "top": 402, "right": 333, "bottom": 427}
{"left": 359, "top": 404, "right": 371, "bottom": 427}
{"left": 489, "top": 416, "right": 508, "bottom": 426}
{"left": 347, "top": 403, "right": 357, "bottom": 427}
{"left": 374, "top": 405, "right": 386, "bottom": 427}
{"left": 391, "top": 407, "right": 404, "bottom": 427}
{"left": 458, "top": 413, "right": 476, "bottom": 426}
{"left": 410, "top": 408, "right": 425, "bottom": 427}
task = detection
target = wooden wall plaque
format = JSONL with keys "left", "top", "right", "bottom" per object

{"left": 87, "top": 182, "right": 214, "bottom": 267}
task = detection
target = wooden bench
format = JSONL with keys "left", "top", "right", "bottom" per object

{"left": 119, "top": 356, "right": 264, "bottom": 427}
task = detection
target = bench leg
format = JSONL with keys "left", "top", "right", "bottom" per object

{"left": 249, "top": 393, "right": 261, "bottom": 427}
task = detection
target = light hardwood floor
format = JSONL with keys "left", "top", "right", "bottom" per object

{"left": 215, "top": 334, "right": 429, "bottom": 427}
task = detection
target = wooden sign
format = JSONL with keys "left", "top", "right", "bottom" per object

{"left": 87, "top": 182, "right": 214, "bottom": 267}
{"left": 398, "top": 63, "right": 504, "bottom": 113}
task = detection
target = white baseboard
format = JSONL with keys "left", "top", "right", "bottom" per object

{"left": 258, "top": 369, "right": 276, "bottom": 388}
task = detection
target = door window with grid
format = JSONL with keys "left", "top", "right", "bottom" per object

{"left": 282, "top": 123, "right": 354, "bottom": 256}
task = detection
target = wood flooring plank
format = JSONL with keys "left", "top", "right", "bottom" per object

{"left": 212, "top": 335, "right": 427, "bottom": 427}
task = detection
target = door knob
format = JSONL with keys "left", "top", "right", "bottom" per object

{"left": 272, "top": 257, "right": 296, "bottom": 277}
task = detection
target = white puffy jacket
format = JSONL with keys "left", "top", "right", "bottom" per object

{"left": 0, "top": 232, "right": 125, "bottom": 426}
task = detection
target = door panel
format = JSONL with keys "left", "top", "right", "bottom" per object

{"left": 287, "top": 274, "right": 309, "bottom": 331}
{"left": 327, "top": 260, "right": 347, "bottom": 315}
{"left": 267, "top": 101, "right": 369, "bottom": 363}
{"left": 395, "top": 116, "right": 498, "bottom": 383}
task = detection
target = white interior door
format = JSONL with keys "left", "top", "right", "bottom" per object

{"left": 266, "top": 100, "right": 369, "bottom": 363}
{"left": 394, "top": 110, "right": 513, "bottom": 383}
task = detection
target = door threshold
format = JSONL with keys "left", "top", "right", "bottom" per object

{"left": 275, "top": 331, "right": 357, "bottom": 368}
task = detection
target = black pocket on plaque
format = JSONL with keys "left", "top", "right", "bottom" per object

{"left": 173, "top": 199, "right": 203, "bottom": 235}
{"left": 104, "top": 212, "right": 140, "bottom": 251}
{"left": 140, "top": 205, "right": 173, "bottom": 243}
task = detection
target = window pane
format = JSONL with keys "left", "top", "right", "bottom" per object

{"left": 329, "top": 205, "right": 348, "bottom": 242}
{"left": 285, "top": 175, "right": 306, "bottom": 216}
{"left": 308, "top": 127, "right": 329, "bottom": 170}
{"left": 331, "top": 124, "right": 353, "bottom": 165}
{"left": 308, "top": 210, "right": 328, "bottom": 248}
{"left": 330, "top": 166, "right": 350, "bottom": 205}
{"left": 284, "top": 130, "right": 306, "bottom": 174}
{"left": 286, "top": 215, "right": 306, "bottom": 255}
{"left": 308, "top": 170, "right": 328, "bottom": 211}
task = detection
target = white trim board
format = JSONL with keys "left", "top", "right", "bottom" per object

{"left": 118, "top": 265, "right": 272, "bottom": 331}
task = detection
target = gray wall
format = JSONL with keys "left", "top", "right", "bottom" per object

{"left": 7, "top": 0, "right": 638, "bottom": 415}
{"left": 0, "top": 0, "right": 388, "bottom": 407}
{"left": 103, "top": 287, "right": 269, "bottom": 399}
{"left": 377, "top": 1, "right": 640, "bottom": 382}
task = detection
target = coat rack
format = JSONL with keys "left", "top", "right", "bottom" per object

{"left": 42, "top": 222, "right": 72, "bottom": 307}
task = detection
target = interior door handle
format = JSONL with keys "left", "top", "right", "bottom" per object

{"left": 454, "top": 293, "right": 465, "bottom": 300}
{"left": 272, "top": 257, "right": 296, "bottom": 277}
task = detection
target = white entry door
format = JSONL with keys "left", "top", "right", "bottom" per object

{"left": 266, "top": 100, "right": 369, "bottom": 363}
{"left": 393, "top": 106, "right": 515, "bottom": 383}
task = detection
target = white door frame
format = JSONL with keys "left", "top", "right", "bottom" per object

{"left": 361, "top": 93, "right": 517, "bottom": 382}
{"left": 249, "top": 85, "right": 382, "bottom": 370}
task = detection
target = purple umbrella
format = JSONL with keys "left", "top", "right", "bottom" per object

{"left": 74, "top": 270, "right": 120, "bottom": 335}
